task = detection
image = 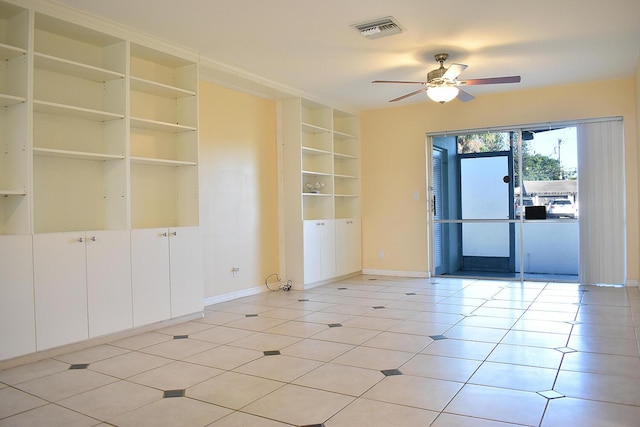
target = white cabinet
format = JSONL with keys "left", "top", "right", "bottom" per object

{"left": 282, "top": 98, "right": 360, "bottom": 287}
{"left": 335, "top": 218, "right": 362, "bottom": 277}
{"left": 131, "top": 226, "right": 203, "bottom": 327}
{"left": 0, "top": 235, "right": 35, "bottom": 360}
{"left": 303, "top": 220, "right": 336, "bottom": 284}
{"left": 169, "top": 226, "right": 204, "bottom": 317}
{"left": 33, "top": 233, "right": 89, "bottom": 350}
{"left": 86, "top": 230, "right": 132, "bottom": 338}
{"left": 33, "top": 230, "right": 132, "bottom": 350}
{"left": 131, "top": 228, "right": 171, "bottom": 327}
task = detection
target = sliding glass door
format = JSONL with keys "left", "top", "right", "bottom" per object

{"left": 428, "top": 122, "right": 600, "bottom": 282}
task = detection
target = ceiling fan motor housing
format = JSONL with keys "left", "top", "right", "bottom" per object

{"left": 427, "top": 67, "right": 446, "bottom": 84}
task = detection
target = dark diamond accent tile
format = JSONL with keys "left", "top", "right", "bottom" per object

{"left": 429, "top": 335, "right": 448, "bottom": 340}
{"left": 338, "top": 287, "right": 348, "bottom": 290}
{"left": 405, "top": 293, "right": 417, "bottom": 296}
{"left": 245, "top": 314, "right": 258, "bottom": 317}
{"left": 328, "top": 323, "right": 342, "bottom": 328}
{"left": 372, "top": 306, "right": 385, "bottom": 309}
{"left": 368, "top": 278, "right": 378, "bottom": 281}
{"left": 538, "top": 390, "right": 565, "bottom": 400}
{"left": 163, "top": 389, "right": 185, "bottom": 398}
{"left": 69, "top": 364, "right": 89, "bottom": 370}
{"left": 300, "top": 424, "right": 325, "bottom": 427}
{"left": 381, "top": 369, "right": 402, "bottom": 376}
{"left": 298, "top": 299, "right": 309, "bottom": 302}
{"left": 263, "top": 350, "right": 281, "bottom": 356}
{"left": 173, "top": 335, "right": 189, "bottom": 340}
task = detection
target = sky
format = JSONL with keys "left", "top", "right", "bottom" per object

{"left": 530, "top": 127, "right": 577, "bottom": 174}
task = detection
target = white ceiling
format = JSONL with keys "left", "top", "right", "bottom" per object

{"left": 51, "top": 0, "right": 640, "bottom": 112}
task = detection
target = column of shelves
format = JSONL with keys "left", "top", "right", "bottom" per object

{"left": 32, "top": 14, "right": 126, "bottom": 233}
{"left": 333, "top": 110, "right": 360, "bottom": 219}
{"left": 0, "top": 2, "right": 29, "bottom": 234}
{"left": 129, "top": 43, "right": 198, "bottom": 229}
{"left": 300, "top": 100, "right": 333, "bottom": 220}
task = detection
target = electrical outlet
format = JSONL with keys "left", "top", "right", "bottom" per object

{"left": 232, "top": 266, "right": 239, "bottom": 277}
{"left": 378, "top": 250, "right": 384, "bottom": 259}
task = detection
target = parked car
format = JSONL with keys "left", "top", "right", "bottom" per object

{"left": 546, "top": 198, "right": 576, "bottom": 218}
{"left": 515, "top": 197, "right": 534, "bottom": 218}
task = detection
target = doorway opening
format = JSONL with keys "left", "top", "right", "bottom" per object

{"left": 430, "top": 127, "right": 579, "bottom": 281}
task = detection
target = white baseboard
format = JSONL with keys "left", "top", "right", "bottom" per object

{"left": 203, "top": 285, "right": 268, "bottom": 306}
{"left": 362, "top": 269, "right": 430, "bottom": 278}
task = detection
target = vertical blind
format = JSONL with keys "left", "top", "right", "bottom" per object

{"left": 577, "top": 119, "right": 626, "bottom": 284}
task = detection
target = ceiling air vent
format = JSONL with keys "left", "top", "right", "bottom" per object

{"left": 352, "top": 16, "right": 403, "bottom": 39}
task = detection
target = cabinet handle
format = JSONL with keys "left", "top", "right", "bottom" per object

{"left": 77, "top": 237, "right": 84, "bottom": 243}
{"left": 171, "top": 231, "right": 177, "bottom": 236}
{"left": 90, "top": 236, "right": 97, "bottom": 242}
{"left": 162, "top": 232, "right": 168, "bottom": 237}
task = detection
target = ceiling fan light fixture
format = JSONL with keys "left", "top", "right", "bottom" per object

{"left": 427, "top": 86, "right": 459, "bottom": 103}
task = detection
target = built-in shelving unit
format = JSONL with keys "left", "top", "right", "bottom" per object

{"left": 282, "top": 97, "right": 361, "bottom": 286}
{"left": 32, "top": 13, "right": 127, "bottom": 233}
{"left": 0, "top": 1, "right": 29, "bottom": 235}
{"left": 0, "top": 0, "right": 203, "bottom": 360}
{"left": 129, "top": 43, "right": 199, "bottom": 229}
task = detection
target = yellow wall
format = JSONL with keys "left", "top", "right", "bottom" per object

{"left": 198, "top": 81, "right": 280, "bottom": 298}
{"left": 361, "top": 78, "right": 639, "bottom": 283}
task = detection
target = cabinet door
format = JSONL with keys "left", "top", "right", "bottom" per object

{"left": 320, "top": 220, "right": 336, "bottom": 281}
{"left": 0, "top": 235, "right": 36, "bottom": 360}
{"left": 131, "top": 228, "right": 171, "bottom": 327}
{"left": 86, "top": 230, "right": 132, "bottom": 337}
{"left": 303, "top": 220, "right": 335, "bottom": 284}
{"left": 33, "top": 232, "right": 88, "bottom": 350}
{"left": 303, "top": 220, "right": 323, "bottom": 284}
{"left": 336, "top": 218, "right": 362, "bottom": 276}
{"left": 169, "top": 226, "right": 204, "bottom": 317}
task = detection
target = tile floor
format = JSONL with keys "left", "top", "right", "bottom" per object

{"left": 1, "top": 275, "right": 640, "bottom": 426}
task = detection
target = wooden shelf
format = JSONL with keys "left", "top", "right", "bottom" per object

{"left": 302, "top": 170, "right": 332, "bottom": 177}
{"left": 334, "top": 173, "right": 358, "bottom": 179}
{"left": 0, "top": 42, "right": 25, "bottom": 60}
{"left": 0, "top": 93, "right": 25, "bottom": 107}
{"left": 0, "top": 189, "right": 26, "bottom": 196}
{"left": 334, "top": 130, "right": 358, "bottom": 140}
{"left": 303, "top": 192, "right": 332, "bottom": 197}
{"left": 34, "top": 52, "right": 124, "bottom": 82}
{"left": 33, "top": 148, "right": 125, "bottom": 161}
{"left": 334, "top": 152, "right": 357, "bottom": 160}
{"left": 131, "top": 156, "right": 197, "bottom": 167}
{"left": 302, "top": 147, "right": 331, "bottom": 156}
{"left": 34, "top": 100, "right": 124, "bottom": 122}
{"left": 130, "top": 117, "right": 196, "bottom": 133}
{"left": 130, "top": 76, "right": 195, "bottom": 98}
{"left": 302, "top": 122, "right": 330, "bottom": 134}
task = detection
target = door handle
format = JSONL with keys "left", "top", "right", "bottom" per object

{"left": 432, "top": 195, "right": 437, "bottom": 216}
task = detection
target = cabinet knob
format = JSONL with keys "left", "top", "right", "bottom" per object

{"left": 171, "top": 231, "right": 177, "bottom": 236}
{"left": 162, "top": 232, "right": 168, "bottom": 237}
{"left": 90, "top": 236, "right": 97, "bottom": 242}
{"left": 77, "top": 237, "right": 84, "bottom": 243}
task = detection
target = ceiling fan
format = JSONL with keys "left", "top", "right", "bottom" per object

{"left": 372, "top": 53, "right": 521, "bottom": 104}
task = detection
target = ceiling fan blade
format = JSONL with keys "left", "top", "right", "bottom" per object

{"left": 457, "top": 88, "right": 475, "bottom": 102}
{"left": 461, "top": 76, "right": 521, "bottom": 86}
{"left": 442, "top": 63, "right": 468, "bottom": 80}
{"left": 389, "top": 87, "right": 428, "bottom": 102}
{"left": 372, "top": 80, "right": 425, "bottom": 84}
